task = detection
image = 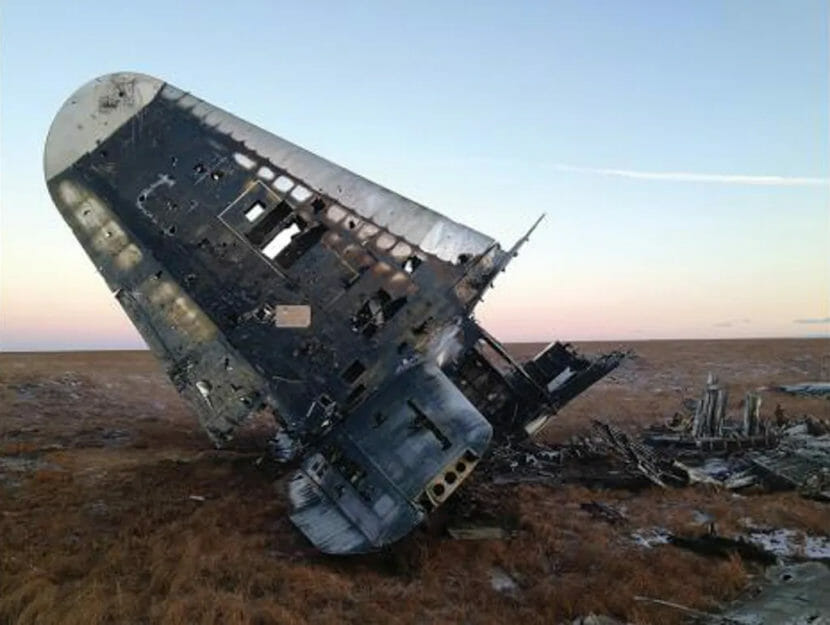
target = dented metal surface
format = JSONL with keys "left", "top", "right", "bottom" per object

{"left": 44, "top": 72, "right": 622, "bottom": 554}
{"left": 722, "top": 562, "right": 830, "bottom": 625}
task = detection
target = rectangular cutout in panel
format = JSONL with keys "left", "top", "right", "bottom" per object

{"left": 257, "top": 166, "right": 275, "bottom": 181}
{"left": 351, "top": 289, "right": 408, "bottom": 337}
{"left": 273, "top": 175, "right": 294, "bottom": 193}
{"left": 346, "top": 384, "right": 366, "bottom": 407}
{"left": 274, "top": 305, "right": 311, "bottom": 328}
{"left": 247, "top": 201, "right": 292, "bottom": 246}
{"left": 403, "top": 256, "right": 422, "bottom": 274}
{"left": 233, "top": 153, "right": 256, "bottom": 170}
{"left": 262, "top": 222, "right": 301, "bottom": 259}
{"left": 341, "top": 359, "right": 366, "bottom": 384}
{"left": 245, "top": 201, "right": 266, "bottom": 222}
{"left": 276, "top": 224, "right": 327, "bottom": 269}
{"left": 291, "top": 185, "right": 312, "bottom": 203}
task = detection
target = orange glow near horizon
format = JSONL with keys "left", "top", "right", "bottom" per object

{"left": 2, "top": 241, "right": 827, "bottom": 351}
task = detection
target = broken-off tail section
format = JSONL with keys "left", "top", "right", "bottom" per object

{"left": 44, "top": 71, "right": 622, "bottom": 554}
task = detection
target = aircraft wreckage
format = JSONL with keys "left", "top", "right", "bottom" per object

{"left": 44, "top": 72, "right": 623, "bottom": 554}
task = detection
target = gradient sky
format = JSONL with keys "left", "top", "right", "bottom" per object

{"left": 1, "top": 1, "right": 828, "bottom": 350}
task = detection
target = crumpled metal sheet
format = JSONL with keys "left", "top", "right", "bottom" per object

{"left": 723, "top": 562, "right": 830, "bottom": 625}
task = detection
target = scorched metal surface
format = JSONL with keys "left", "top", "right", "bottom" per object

{"left": 44, "top": 72, "right": 623, "bottom": 554}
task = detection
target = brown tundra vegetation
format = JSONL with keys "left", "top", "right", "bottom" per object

{"left": 1, "top": 339, "right": 828, "bottom": 624}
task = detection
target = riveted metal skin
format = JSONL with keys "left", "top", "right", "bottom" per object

{"left": 45, "top": 72, "right": 623, "bottom": 554}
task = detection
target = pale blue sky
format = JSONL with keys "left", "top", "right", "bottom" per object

{"left": 1, "top": 1, "right": 828, "bottom": 349}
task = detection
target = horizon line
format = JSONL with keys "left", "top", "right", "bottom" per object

{"left": 2, "top": 335, "right": 828, "bottom": 354}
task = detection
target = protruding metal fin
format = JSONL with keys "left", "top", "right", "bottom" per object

{"left": 507, "top": 213, "right": 545, "bottom": 259}
{"left": 464, "top": 213, "right": 545, "bottom": 310}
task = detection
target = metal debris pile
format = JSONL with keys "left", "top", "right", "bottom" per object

{"left": 604, "top": 373, "right": 830, "bottom": 500}
{"left": 476, "top": 373, "right": 830, "bottom": 502}
{"left": 454, "top": 372, "right": 830, "bottom": 624}
{"left": 775, "top": 382, "right": 830, "bottom": 398}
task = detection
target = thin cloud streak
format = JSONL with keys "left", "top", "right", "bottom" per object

{"left": 555, "top": 164, "right": 830, "bottom": 187}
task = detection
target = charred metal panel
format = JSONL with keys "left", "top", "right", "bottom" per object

{"left": 290, "top": 363, "right": 490, "bottom": 553}
{"left": 44, "top": 72, "right": 623, "bottom": 553}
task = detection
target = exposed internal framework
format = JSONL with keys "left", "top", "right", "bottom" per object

{"left": 44, "top": 72, "right": 624, "bottom": 554}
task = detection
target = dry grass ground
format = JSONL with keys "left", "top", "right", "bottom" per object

{"left": 1, "top": 340, "right": 828, "bottom": 624}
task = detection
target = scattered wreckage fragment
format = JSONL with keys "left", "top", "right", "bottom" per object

{"left": 747, "top": 422, "right": 830, "bottom": 501}
{"left": 579, "top": 501, "right": 627, "bottom": 525}
{"left": 632, "top": 522, "right": 830, "bottom": 624}
{"left": 591, "top": 374, "right": 830, "bottom": 499}
{"left": 644, "top": 375, "right": 779, "bottom": 452}
{"left": 476, "top": 372, "right": 829, "bottom": 500}
{"left": 593, "top": 420, "right": 689, "bottom": 488}
{"left": 775, "top": 382, "right": 830, "bottom": 398}
{"left": 481, "top": 434, "right": 652, "bottom": 490}
{"left": 639, "top": 560, "right": 830, "bottom": 625}
{"left": 43, "top": 72, "right": 622, "bottom": 554}
{"left": 667, "top": 531, "right": 778, "bottom": 566}
{"left": 721, "top": 562, "right": 830, "bottom": 625}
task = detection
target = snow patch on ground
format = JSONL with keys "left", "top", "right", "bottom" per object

{"left": 631, "top": 527, "right": 671, "bottom": 548}
{"left": 743, "top": 529, "right": 830, "bottom": 560}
